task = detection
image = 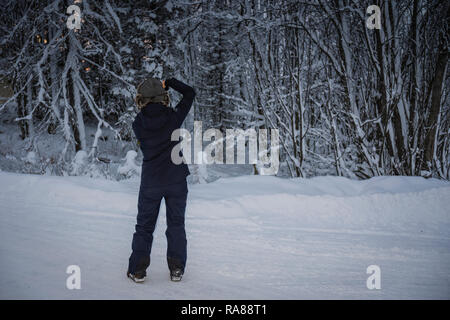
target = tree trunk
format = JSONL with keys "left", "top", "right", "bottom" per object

{"left": 423, "top": 44, "right": 448, "bottom": 169}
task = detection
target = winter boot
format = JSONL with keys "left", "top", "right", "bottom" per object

{"left": 170, "top": 268, "right": 184, "bottom": 282}
{"left": 127, "top": 255, "right": 150, "bottom": 283}
{"left": 127, "top": 270, "right": 146, "bottom": 283}
{"left": 167, "top": 257, "right": 184, "bottom": 282}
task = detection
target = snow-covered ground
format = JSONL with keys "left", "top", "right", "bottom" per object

{"left": 0, "top": 170, "right": 449, "bottom": 299}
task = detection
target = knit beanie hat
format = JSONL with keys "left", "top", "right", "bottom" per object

{"left": 135, "top": 78, "right": 169, "bottom": 110}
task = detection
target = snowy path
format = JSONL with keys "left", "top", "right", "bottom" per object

{"left": 0, "top": 171, "right": 449, "bottom": 299}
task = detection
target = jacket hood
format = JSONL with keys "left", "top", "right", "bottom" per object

{"left": 140, "top": 103, "right": 170, "bottom": 131}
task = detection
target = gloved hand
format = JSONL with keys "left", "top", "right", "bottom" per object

{"left": 163, "top": 78, "right": 175, "bottom": 91}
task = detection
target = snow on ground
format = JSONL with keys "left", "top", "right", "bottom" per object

{"left": 0, "top": 170, "right": 449, "bottom": 299}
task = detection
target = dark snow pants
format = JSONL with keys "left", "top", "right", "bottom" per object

{"left": 128, "top": 179, "right": 188, "bottom": 275}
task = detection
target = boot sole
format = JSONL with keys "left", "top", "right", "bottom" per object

{"left": 127, "top": 273, "right": 146, "bottom": 283}
{"left": 170, "top": 276, "right": 182, "bottom": 282}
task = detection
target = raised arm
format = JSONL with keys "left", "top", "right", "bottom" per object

{"left": 165, "top": 78, "right": 196, "bottom": 127}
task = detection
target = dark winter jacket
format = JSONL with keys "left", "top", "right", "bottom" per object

{"left": 132, "top": 78, "right": 196, "bottom": 187}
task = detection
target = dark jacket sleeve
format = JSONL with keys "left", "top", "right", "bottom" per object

{"left": 132, "top": 116, "right": 141, "bottom": 143}
{"left": 166, "top": 78, "right": 196, "bottom": 127}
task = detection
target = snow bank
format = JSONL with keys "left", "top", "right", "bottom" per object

{"left": 0, "top": 171, "right": 448, "bottom": 235}
{"left": 0, "top": 171, "right": 137, "bottom": 215}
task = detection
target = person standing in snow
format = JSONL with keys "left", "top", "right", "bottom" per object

{"left": 127, "top": 77, "right": 196, "bottom": 283}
